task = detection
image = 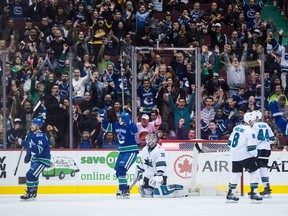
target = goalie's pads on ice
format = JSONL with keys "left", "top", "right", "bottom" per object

{"left": 138, "top": 184, "right": 184, "bottom": 198}
{"left": 154, "top": 185, "right": 184, "bottom": 198}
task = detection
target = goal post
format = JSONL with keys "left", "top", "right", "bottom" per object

{"left": 160, "top": 139, "right": 244, "bottom": 196}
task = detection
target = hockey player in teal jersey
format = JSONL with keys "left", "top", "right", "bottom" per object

{"left": 113, "top": 112, "right": 139, "bottom": 199}
{"left": 19, "top": 118, "right": 50, "bottom": 201}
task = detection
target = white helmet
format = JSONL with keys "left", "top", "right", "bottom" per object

{"left": 252, "top": 110, "right": 262, "bottom": 121}
{"left": 244, "top": 112, "right": 256, "bottom": 125}
{"left": 145, "top": 133, "right": 158, "bottom": 148}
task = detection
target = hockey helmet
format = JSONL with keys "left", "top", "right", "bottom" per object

{"left": 31, "top": 118, "right": 43, "bottom": 127}
{"left": 243, "top": 112, "right": 256, "bottom": 125}
{"left": 252, "top": 110, "right": 262, "bottom": 121}
{"left": 119, "top": 112, "right": 130, "bottom": 125}
{"left": 145, "top": 133, "right": 158, "bottom": 148}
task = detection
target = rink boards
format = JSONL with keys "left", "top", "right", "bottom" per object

{"left": 0, "top": 150, "right": 288, "bottom": 194}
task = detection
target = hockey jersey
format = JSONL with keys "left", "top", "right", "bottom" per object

{"left": 228, "top": 124, "right": 258, "bottom": 161}
{"left": 29, "top": 131, "right": 51, "bottom": 167}
{"left": 112, "top": 122, "right": 139, "bottom": 153}
{"left": 139, "top": 144, "right": 167, "bottom": 179}
{"left": 252, "top": 121, "right": 275, "bottom": 150}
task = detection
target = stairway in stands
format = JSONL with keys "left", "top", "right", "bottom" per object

{"left": 261, "top": 0, "right": 288, "bottom": 43}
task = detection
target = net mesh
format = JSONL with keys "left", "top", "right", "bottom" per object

{"left": 160, "top": 140, "right": 230, "bottom": 152}
{"left": 159, "top": 140, "right": 243, "bottom": 196}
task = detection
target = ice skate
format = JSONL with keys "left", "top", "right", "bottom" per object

{"left": 116, "top": 190, "right": 122, "bottom": 199}
{"left": 20, "top": 191, "right": 36, "bottom": 201}
{"left": 247, "top": 189, "right": 256, "bottom": 196}
{"left": 226, "top": 190, "right": 239, "bottom": 203}
{"left": 260, "top": 185, "right": 272, "bottom": 198}
{"left": 116, "top": 189, "right": 130, "bottom": 199}
{"left": 122, "top": 189, "right": 130, "bottom": 199}
{"left": 250, "top": 194, "right": 263, "bottom": 204}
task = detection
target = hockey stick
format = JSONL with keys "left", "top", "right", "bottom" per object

{"left": 129, "top": 165, "right": 144, "bottom": 192}
{"left": 120, "top": 54, "right": 125, "bottom": 113}
{"left": 14, "top": 147, "right": 24, "bottom": 176}
{"left": 195, "top": 143, "right": 204, "bottom": 153}
{"left": 258, "top": 149, "right": 288, "bottom": 169}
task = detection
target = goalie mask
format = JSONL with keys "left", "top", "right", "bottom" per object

{"left": 145, "top": 133, "right": 158, "bottom": 149}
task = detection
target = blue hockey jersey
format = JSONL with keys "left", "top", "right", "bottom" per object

{"left": 112, "top": 122, "right": 139, "bottom": 153}
{"left": 29, "top": 131, "right": 51, "bottom": 167}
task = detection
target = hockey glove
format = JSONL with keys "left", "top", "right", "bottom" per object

{"left": 269, "top": 101, "right": 283, "bottom": 118}
{"left": 149, "top": 176, "right": 164, "bottom": 188}
{"left": 24, "top": 150, "right": 32, "bottom": 164}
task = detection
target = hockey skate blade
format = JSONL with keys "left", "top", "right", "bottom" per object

{"left": 20, "top": 198, "right": 36, "bottom": 202}
{"left": 251, "top": 200, "right": 263, "bottom": 204}
{"left": 225, "top": 200, "right": 239, "bottom": 203}
{"left": 261, "top": 194, "right": 271, "bottom": 198}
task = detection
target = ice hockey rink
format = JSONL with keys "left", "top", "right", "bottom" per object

{"left": 1, "top": 194, "right": 287, "bottom": 216}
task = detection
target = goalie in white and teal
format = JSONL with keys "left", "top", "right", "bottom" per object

{"left": 19, "top": 118, "right": 50, "bottom": 201}
{"left": 137, "top": 133, "right": 184, "bottom": 198}
{"left": 113, "top": 112, "right": 139, "bottom": 199}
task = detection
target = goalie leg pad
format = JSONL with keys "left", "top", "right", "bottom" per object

{"left": 153, "top": 185, "right": 184, "bottom": 198}
{"left": 138, "top": 185, "right": 153, "bottom": 198}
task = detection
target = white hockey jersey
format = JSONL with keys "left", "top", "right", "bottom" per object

{"left": 228, "top": 124, "right": 258, "bottom": 161}
{"left": 252, "top": 121, "right": 275, "bottom": 150}
{"left": 139, "top": 144, "right": 167, "bottom": 179}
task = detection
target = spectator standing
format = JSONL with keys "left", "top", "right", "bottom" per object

{"left": 224, "top": 43, "right": 248, "bottom": 97}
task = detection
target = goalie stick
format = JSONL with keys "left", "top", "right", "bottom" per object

{"left": 129, "top": 165, "right": 144, "bottom": 192}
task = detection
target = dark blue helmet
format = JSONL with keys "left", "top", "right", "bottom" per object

{"left": 119, "top": 112, "right": 130, "bottom": 125}
{"left": 31, "top": 118, "right": 43, "bottom": 127}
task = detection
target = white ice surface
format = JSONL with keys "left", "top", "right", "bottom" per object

{"left": 0, "top": 194, "right": 287, "bottom": 216}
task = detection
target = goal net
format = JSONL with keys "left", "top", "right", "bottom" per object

{"left": 160, "top": 139, "right": 243, "bottom": 196}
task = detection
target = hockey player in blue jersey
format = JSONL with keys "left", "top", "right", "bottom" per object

{"left": 113, "top": 112, "right": 139, "bottom": 199}
{"left": 19, "top": 118, "right": 51, "bottom": 200}
{"left": 269, "top": 101, "right": 288, "bottom": 135}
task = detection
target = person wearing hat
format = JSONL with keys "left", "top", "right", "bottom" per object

{"left": 136, "top": 113, "right": 162, "bottom": 146}
{"left": 206, "top": 22, "right": 226, "bottom": 51}
{"left": 7, "top": 118, "right": 26, "bottom": 149}
{"left": 90, "top": 14, "right": 111, "bottom": 64}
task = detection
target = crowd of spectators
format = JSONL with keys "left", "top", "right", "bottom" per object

{"left": 0, "top": 0, "right": 288, "bottom": 149}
